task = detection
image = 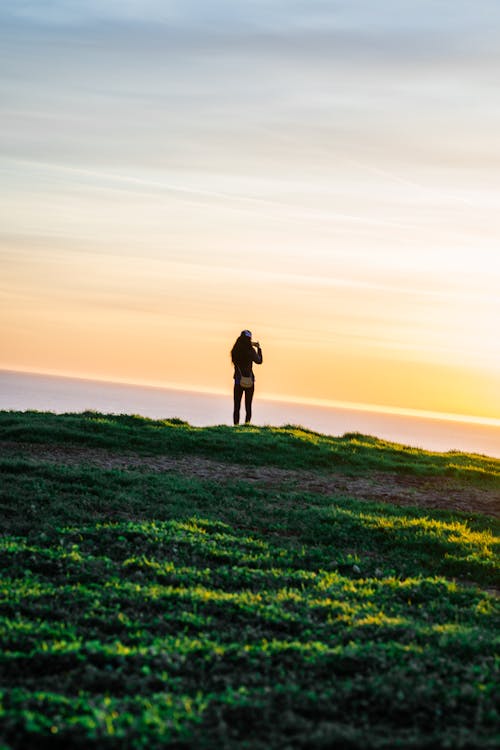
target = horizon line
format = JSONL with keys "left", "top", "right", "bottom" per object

{"left": 2, "top": 366, "right": 500, "bottom": 429}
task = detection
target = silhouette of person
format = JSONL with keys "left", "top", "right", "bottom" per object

{"left": 230, "top": 330, "right": 263, "bottom": 425}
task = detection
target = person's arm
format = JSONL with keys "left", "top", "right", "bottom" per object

{"left": 252, "top": 344, "right": 263, "bottom": 365}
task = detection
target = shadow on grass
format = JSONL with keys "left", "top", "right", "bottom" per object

{"left": 0, "top": 458, "right": 498, "bottom": 588}
{"left": 1, "top": 508, "right": 499, "bottom": 750}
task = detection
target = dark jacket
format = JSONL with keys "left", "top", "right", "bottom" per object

{"left": 233, "top": 345, "right": 263, "bottom": 385}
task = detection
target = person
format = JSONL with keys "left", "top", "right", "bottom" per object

{"left": 230, "top": 330, "right": 263, "bottom": 425}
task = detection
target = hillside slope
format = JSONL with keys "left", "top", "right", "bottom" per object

{"left": 0, "top": 411, "right": 499, "bottom": 749}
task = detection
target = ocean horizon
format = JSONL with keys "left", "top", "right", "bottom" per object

{"left": 0, "top": 369, "right": 499, "bottom": 459}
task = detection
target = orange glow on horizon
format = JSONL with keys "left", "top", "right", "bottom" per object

{"left": 3, "top": 363, "right": 500, "bottom": 429}
{"left": 3, "top": 247, "right": 499, "bottom": 421}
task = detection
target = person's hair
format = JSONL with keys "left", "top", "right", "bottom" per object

{"left": 231, "top": 333, "right": 252, "bottom": 364}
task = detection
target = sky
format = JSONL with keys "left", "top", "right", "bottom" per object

{"left": 1, "top": 1, "right": 500, "bottom": 422}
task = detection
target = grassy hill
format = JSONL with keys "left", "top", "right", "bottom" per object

{"left": 0, "top": 411, "right": 499, "bottom": 749}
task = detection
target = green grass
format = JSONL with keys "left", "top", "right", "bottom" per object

{"left": 1, "top": 409, "right": 499, "bottom": 481}
{"left": 0, "top": 411, "right": 499, "bottom": 749}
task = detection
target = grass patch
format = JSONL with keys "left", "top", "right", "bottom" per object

{"left": 1, "top": 410, "right": 499, "bottom": 482}
{"left": 0, "top": 411, "right": 499, "bottom": 748}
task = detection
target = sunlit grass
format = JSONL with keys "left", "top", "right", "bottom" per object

{"left": 0, "top": 411, "right": 499, "bottom": 748}
{"left": 1, "top": 410, "right": 499, "bottom": 481}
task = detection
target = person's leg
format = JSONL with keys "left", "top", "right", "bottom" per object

{"left": 244, "top": 386, "right": 255, "bottom": 423}
{"left": 233, "top": 383, "right": 244, "bottom": 425}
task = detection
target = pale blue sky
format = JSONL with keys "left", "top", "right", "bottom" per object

{"left": 3, "top": 1, "right": 500, "bottom": 33}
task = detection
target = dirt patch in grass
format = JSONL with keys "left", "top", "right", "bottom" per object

{"left": 2, "top": 440, "right": 499, "bottom": 519}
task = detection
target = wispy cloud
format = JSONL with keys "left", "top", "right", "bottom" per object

{"left": 3, "top": 0, "right": 500, "bottom": 36}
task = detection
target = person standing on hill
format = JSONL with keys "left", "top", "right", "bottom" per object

{"left": 230, "top": 330, "right": 263, "bottom": 425}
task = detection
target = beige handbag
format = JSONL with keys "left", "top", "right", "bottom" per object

{"left": 237, "top": 367, "right": 253, "bottom": 389}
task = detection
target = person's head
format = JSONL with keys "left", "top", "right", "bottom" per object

{"left": 231, "top": 329, "right": 253, "bottom": 362}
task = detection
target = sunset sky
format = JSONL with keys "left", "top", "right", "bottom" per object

{"left": 1, "top": 1, "right": 499, "bottom": 422}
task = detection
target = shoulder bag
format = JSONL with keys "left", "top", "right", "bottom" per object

{"left": 237, "top": 366, "right": 253, "bottom": 389}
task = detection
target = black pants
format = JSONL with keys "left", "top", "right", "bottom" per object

{"left": 233, "top": 383, "right": 254, "bottom": 424}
